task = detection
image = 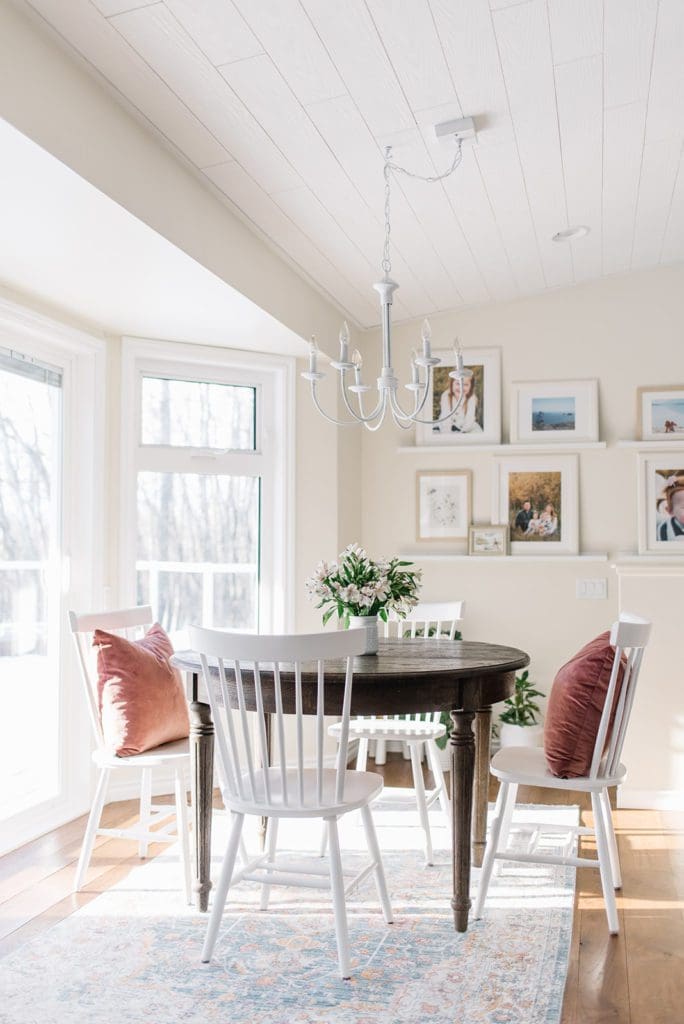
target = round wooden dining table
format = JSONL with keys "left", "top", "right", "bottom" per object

{"left": 172, "top": 637, "right": 529, "bottom": 932}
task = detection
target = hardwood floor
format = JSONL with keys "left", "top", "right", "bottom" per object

{"left": 2, "top": 756, "right": 682, "bottom": 1022}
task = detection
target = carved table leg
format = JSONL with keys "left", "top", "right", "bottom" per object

{"left": 189, "top": 700, "right": 214, "bottom": 913}
{"left": 472, "top": 707, "right": 492, "bottom": 868}
{"left": 450, "top": 708, "right": 476, "bottom": 932}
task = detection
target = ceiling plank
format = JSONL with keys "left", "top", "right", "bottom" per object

{"left": 27, "top": 0, "right": 230, "bottom": 169}
{"left": 554, "top": 56, "right": 603, "bottom": 282}
{"left": 493, "top": 0, "right": 573, "bottom": 288}
{"left": 110, "top": 3, "right": 302, "bottom": 192}
{"left": 164, "top": 0, "right": 263, "bottom": 67}
{"left": 91, "top": 0, "right": 158, "bottom": 15}
{"left": 631, "top": 137, "right": 683, "bottom": 270}
{"left": 548, "top": 0, "right": 602, "bottom": 65}
{"left": 604, "top": 0, "right": 658, "bottom": 109}
{"left": 660, "top": 156, "right": 684, "bottom": 264}
{"left": 603, "top": 101, "right": 647, "bottom": 274}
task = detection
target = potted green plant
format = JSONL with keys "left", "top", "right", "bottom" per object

{"left": 498, "top": 670, "right": 544, "bottom": 748}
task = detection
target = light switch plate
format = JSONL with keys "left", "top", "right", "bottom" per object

{"left": 576, "top": 578, "right": 608, "bottom": 600}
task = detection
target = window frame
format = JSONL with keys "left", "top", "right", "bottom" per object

{"left": 120, "top": 337, "right": 295, "bottom": 636}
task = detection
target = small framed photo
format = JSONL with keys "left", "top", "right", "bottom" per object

{"left": 416, "top": 347, "right": 501, "bottom": 446}
{"left": 416, "top": 470, "right": 471, "bottom": 541}
{"left": 468, "top": 524, "right": 509, "bottom": 556}
{"left": 638, "top": 455, "right": 684, "bottom": 554}
{"left": 492, "top": 455, "right": 579, "bottom": 555}
{"left": 637, "top": 386, "right": 684, "bottom": 441}
{"left": 510, "top": 379, "right": 598, "bottom": 443}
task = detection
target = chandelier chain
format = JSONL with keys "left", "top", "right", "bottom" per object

{"left": 381, "top": 138, "right": 463, "bottom": 277}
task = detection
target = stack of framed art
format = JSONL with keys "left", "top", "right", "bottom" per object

{"left": 634, "top": 386, "right": 684, "bottom": 556}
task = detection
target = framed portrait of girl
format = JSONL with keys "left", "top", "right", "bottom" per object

{"left": 415, "top": 347, "right": 501, "bottom": 446}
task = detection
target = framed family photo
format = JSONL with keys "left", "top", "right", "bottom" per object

{"left": 492, "top": 455, "right": 579, "bottom": 555}
{"left": 416, "top": 470, "right": 471, "bottom": 541}
{"left": 416, "top": 347, "right": 501, "bottom": 446}
{"left": 637, "top": 386, "right": 684, "bottom": 441}
{"left": 637, "top": 455, "right": 684, "bottom": 555}
{"left": 468, "top": 524, "right": 509, "bottom": 556}
{"left": 510, "top": 379, "right": 598, "bottom": 443}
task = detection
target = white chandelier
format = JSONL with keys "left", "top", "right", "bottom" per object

{"left": 302, "top": 120, "right": 476, "bottom": 431}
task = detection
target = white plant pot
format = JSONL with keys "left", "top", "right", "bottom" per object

{"left": 499, "top": 722, "right": 544, "bottom": 748}
{"left": 348, "top": 614, "right": 379, "bottom": 655}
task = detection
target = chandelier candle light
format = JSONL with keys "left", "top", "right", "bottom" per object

{"left": 302, "top": 118, "right": 477, "bottom": 431}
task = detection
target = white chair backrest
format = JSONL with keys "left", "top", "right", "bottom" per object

{"left": 68, "top": 606, "right": 154, "bottom": 749}
{"left": 189, "top": 626, "right": 367, "bottom": 811}
{"left": 383, "top": 600, "right": 465, "bottom": 640}
{"left": 380, "top": 601, "right": 465, "bottom": 724}
{"left": 589, "top": 613, "right": 652, "bottom": 779}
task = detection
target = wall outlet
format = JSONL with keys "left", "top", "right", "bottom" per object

{"left": 576, "top": 578, "right": 608, "bottom": 600}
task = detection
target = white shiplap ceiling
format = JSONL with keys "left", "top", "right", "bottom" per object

{"left": 19, "top": 0, "right": 684, "bottom": 328}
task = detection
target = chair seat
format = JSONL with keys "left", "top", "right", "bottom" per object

{"left": 225, "top": 768, "right": 384, "bottom": 818}
{"left": 93, "top": 737, "right": 190, "bottom": 768}
{"left": 329, "top": 718, "right": 446, "bottom": 743}
{"left": 490, "top": 744, "right": 626, "bottom": 791}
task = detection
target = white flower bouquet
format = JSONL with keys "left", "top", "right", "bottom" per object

{"left": 306, "top": 543, "right": 422, "bottom": 626}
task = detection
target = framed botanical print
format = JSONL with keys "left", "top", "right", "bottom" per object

{"left": 492, "top": 455, "right": 579, "bottom": 555}
{"left": 510, "top": 379, "right": 598, "bottom": 443}
{"left": 416, "top": 470, "right": 471, "bottom": 541}
{"left": 637, "top": 386, "right": 684, "bottom": 441}
{"left": 637, "top": 455, "right": 684, "bottom": 554}
{"left": 415, "top": 347, "right": 501, "bottom": 446}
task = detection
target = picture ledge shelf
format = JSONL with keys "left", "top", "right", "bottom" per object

{"left": 397, "top": 442, "right": 607, "bottom": 455}
{"left": 400, "top": 552, "right": 609, "bottom": 563}
{"left": 617, "top": 440, "right": 684, "bottom": 449}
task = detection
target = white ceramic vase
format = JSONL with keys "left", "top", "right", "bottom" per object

{"left": 348, "top": 614, "right": 379, "bottom": 655}
{"left": 499, "top": 722, "right": 544, "bottom": 748}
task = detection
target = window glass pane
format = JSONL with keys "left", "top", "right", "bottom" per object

{"left": 141, "top": 376, "right": 255, "bottom": 450}
{"left": 136, "top": 472, "right": 259, "bottom": 640}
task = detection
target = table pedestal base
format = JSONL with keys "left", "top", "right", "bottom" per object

{"left": 189, "top": 701, "right": 214, "bottom": 913}
{"left": 450, "top": 708, "right": 475, "bottom": 932}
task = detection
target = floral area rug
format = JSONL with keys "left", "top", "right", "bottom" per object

{"left": 1, "top": 794, "right": 577, "bottom": 1024}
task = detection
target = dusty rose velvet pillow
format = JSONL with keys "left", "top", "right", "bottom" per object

{"left": 93, "top": 623, "right": 189, "bottom": 757}
{"left": 544, "top": 631, "right": 624, "bottom": 779}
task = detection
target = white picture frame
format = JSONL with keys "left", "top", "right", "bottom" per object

{"left": 415, "top": 347, "right": 501, "bottom": 446}
{"left": 637, "top": 385, "right": 684, "bottom": 441}
{"left": 510, "top": 379, "right": 598, "bottom": 443}
{"left": 492, "top": 455, "right": 579, "bottom": 555}
{"left": 416, "top": 470, "right": 471, "bottom": 541}
{"left": 637, "top": 454, "right": 684, "bottom": 555}
{"left": 468, "top": 524, "right": 509, "bottom": 556}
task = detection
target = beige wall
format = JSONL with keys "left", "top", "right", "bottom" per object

{"left": 358, "top": 266, "right": 684, "bottom": 806}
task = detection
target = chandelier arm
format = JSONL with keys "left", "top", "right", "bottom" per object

{"left": 309, "top": 383, "right": 370, "bottom": 428}
{"left": 407, "top": 387, "right": 468, "bottom": 426}
{"left": 361, "top": 392, "right": 389, "bottom": 431}
{"left": 339, "top": 375, "right": 385, "bottom": 424}
{"left": 388, "top": 392, "right": 416, "bottom": 430}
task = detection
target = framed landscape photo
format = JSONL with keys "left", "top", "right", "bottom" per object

{"left": 416, "top": 347, "right": 501, "bottom": 446}
{"left": 510, "top": 379, "right": 598, "bottom": 443}
{"left": 637, "top": 455, "right": 684, "bottom": 555}
{"left": 416, "top": 470, "right": 471, "bottom": 541}
{"left": 492, "top": 455, "right": 579, "bottom": 555}
{"left": 468, "top": 524, "right": 509, "bottom": 556}
{"left": 637, "top": 386, "right": 684, "bottom": 441}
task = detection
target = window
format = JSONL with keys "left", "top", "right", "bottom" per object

{"left": 121, "top": 341, "right": 293, "bottom": 644}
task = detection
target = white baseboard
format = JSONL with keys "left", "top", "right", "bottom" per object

{"left": 617, "top": 788, "right": 684, "bottom": 811}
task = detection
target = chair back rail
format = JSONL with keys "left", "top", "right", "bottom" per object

{"left": 589, "top": 613, "right": 652, "bottom": 779}
{"left": 68, "top": 605, "right": 154, "bottom": 749}
{"left": 190, "top": 626, "right": 366, "bottom": 812}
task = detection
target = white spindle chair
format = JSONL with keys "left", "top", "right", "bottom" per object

{"left": 69, "top": 606, "right": 191, "bottom": 901}
{"left": 190, "top": 625, "right": 393, "bottom": 980}
{"left": 327, "top": 601, "right": 465, "bottom": 865}
{"left": 474, "top": 613, "right": 651, "bottom": 935}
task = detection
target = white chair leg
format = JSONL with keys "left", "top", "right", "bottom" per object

{"left": 426, "top": 739, "right": 451, "bottom": 825}
{"left": 201, "top": 812, "right": 245, "bottom": 963}
{"left": 327, "top": 817, "right": 352, "bottom": 980}
{"left": 401, "top": 740, "right": 411, "bottom": 761}
{"left": 374, "top": 739, "right": 387, "bottom": 765}
{"left": 360, "top": 805, "right": 393, "bottom": 924}
{"left": 355, "top": 737, "right": 369, "bottom": 772}
{"left": 138, "top": 767, "right": 153, "bottom": 858}
{"left": 409, "top": 742, "right": 434, "bottom": 865}
{"left": 592, "top": 792, "right": 619, "bottom": 935}
{"left": 174, "top": 766, "right": 191, "bottom": 905}
{"left": 75, "top": 767, "right": 110, "bottom": 891}
{"left": 600, "top": 788, "right": 622, "bottom": 889}
{"left": 492, "top": 782, "right": 518, "bottom": 877}
{"left": 260, "top": 817, "right": 280, "bottom": 911}
{"left": 473, "top": 781, "right": 509, "bottom": 919}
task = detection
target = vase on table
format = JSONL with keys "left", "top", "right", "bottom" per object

{"left": 348, "top": 614, "right": 379, "bottom": 655}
